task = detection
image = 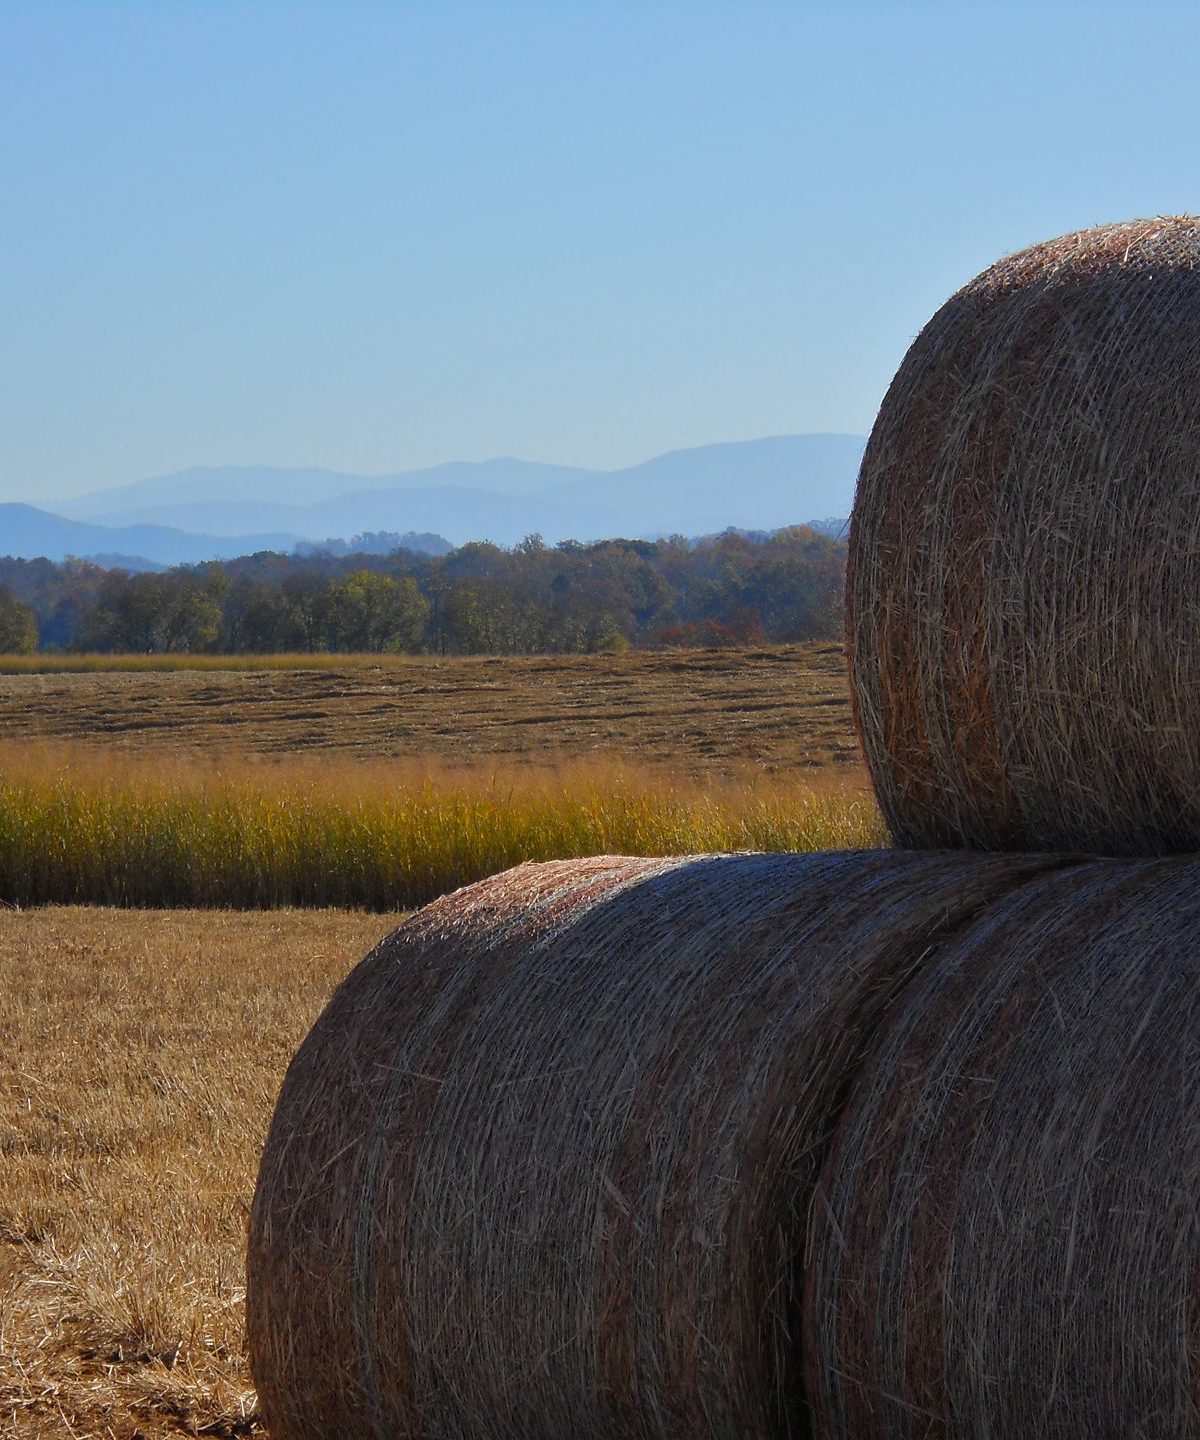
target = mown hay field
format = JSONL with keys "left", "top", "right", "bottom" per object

{"left": 0, "top": 645, "right": 872, "bottom": 1435}
{"left": 0, "top": 905, "right": 390, "bottom": 1439}
{"left": 0, "top": 644, "right": 860, "bottom": 773}
{"left": 0, "top": 645, "right": 877, "bottom": 909}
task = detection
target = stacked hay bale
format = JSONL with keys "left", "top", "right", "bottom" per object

{"left": 812, "top": 215, "right": 1200, "bottom": 1435}
{"left": 247, "top": 850, "right": 1062, "bottom": 1440}
{"left": 806, "top": 856, "right": 1200, "bottom": 1438}
{"left": 846, "top": 215, "right": 1200, "bottom": 854}
{"left": 248, "top": 216, "right": 1200, "bottom": 1439}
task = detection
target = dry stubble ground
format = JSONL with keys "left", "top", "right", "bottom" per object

{"left": 0, "top": 906, "right": 392, "bottom": 1439}
{"left": 0, "top": 645, "right": 865, "bottom": 1436}
{"left": 0, "top": 644, "right": 860, "bottom": 773}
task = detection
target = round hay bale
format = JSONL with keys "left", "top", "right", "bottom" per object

{"left": 806, "top": 855, "right": 1200, "bottom": 1438}
{"left": 847, "top": 215, "right": 1200, "bottom": 855}
{"left": 247, "top": 849, "right": 1059, "bottom": 1440}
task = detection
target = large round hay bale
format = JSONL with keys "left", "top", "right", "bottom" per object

{"left": 806, "top": 855, "right": 1200, "bottom": 1439}
{"left": 247, "top": 849, "right": 1059, "bottom": 1440}
{"left": 847, "top": 215, "right": 1200, "bottom": 855}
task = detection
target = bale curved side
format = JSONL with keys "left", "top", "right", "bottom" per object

{"left": 847, "top": 214, "right": 1200, "bottom": 854}
{"left": 247, "top": 849, "right": 1061, "bottom": 1440}
{"left": 806, "top": 855, "right": 1200, "bottom": 1439}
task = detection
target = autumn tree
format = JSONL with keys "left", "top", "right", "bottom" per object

{"left": 323, "top": 571, "right": 428, "bottom": 651}
{"left": 0, "top": 586, "right": 37, "bottom": 653}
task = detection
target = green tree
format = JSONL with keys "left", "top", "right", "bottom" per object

{"left": 324, "top": 570, "right": 429, "bottom": 651}
{"left": 160, "top": 570, "right": 227, "bottom": 652}
{"left": 280, "top": 571, "right": 332, "bottom": 653}
{"left": 77, "top": 571, "right": 164, "bottom": 652}
{"left": 222, "top": 577, "right": 304, "bottom": 652}
{"left": 0, "top": 586, "right": 37, "bottom": 653}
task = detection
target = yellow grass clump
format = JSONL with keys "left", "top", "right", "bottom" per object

{"left": 0, "top": 743, "right": 884, "bottom": 910}
{"left": 847, "top": 214, "right": 1200, "bottom": 855}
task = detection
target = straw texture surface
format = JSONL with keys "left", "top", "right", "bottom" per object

{"left": 807, "top": 855, "right": 1200, "bottom": 1440}
{"left": 847, "top": 215, "right": 1200, "bottom": 855}
{"left": 247, "top": 849, "right": 1059, "bottom": 1440}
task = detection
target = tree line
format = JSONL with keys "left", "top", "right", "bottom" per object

{"left": 0, "top": 526, "right": 846, "bottom": 655}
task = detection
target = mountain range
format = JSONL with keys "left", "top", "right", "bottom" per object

{"left": 3, "top": 434, "right": 865, "bottom": 566}
{"left": 0, "top": 504, "right": 301, "bottom": 568}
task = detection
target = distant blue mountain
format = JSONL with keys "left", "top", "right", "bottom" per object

{"left": 55, "top": 457, "right": 594, "bottom": 519}
{"left": 0, "top": 504, "right": 301, "bottom": 566}
{"left": 40, "top": 434, "right": 865, "bottom": 550}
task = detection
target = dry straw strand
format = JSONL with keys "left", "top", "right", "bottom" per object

{"left": 247, "top": 849, "right": 1062, "bottom": 1440}
{"left": 847, "top": 214, "right": 1200, "bottom": 854}
{"left": 806, "top": 855, "right": 1200, "bottom": 1440}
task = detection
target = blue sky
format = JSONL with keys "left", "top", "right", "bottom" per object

{"left": 3, "top": 0, "right": 1198, "bottom": 501}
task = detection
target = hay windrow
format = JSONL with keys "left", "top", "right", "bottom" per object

{"left": 246, "top": 849, "right": 1063, "bottom": 1440}
{"left": 806, "top": 855, "right": 1200, "bottom": 1439}
{"left": 847, "top": 214, "right": 1200, "bottom": 854}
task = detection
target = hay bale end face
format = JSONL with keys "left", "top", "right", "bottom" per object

{"left": 247, "top": 850, "right": 1060, "bottom": 1440}
{"left": 848, "top": 215, "right": 1200, "bottom": 855}
{"left": 807, "top": 855, "right": 1200, "bottom": 1439}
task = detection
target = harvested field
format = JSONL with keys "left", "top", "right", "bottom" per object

{"left": 0, "top": 647, "right": 875, "bottom": 906}
{"left": 0, "top": 904, "right": 392, "bottom": 1439}
{"left": 0, "top": 644, "right": 860, "bottom": 776}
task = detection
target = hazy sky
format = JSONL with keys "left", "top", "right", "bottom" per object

{"left": 3, "top": 0, "right": 1198, "bottom": 502}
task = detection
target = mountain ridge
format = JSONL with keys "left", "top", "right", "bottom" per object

{"left": 0, "top": 503, "right": 303, "bottom": 567}
{"left": 54, "top": 456, "right": 597, "bottom": 518}
{"left": 31, "top": 434, "right": 865, "bottom": 550}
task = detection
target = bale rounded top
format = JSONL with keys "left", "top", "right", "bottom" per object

{"left": 971, "top": 214, "right": 1200, "bottom": 290}
{"left": 847, "top": 214, "right": 1200, "bottom": 855}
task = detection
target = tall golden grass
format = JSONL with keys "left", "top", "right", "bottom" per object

{"left": 0, "top": 744, "right": 885, "bottom": 909}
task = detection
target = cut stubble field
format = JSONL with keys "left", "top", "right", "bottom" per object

{"left": 0, "top": 643, "right": 860, "bottom": 772}
{"left": 0, "top": 645, "right": 880, "bottom": 910}
{"left": 0, "top": 906, "right": 392, "bottom": 1439}
{"left": 0, "top": 644, "right": 877, "bottom": 1436}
